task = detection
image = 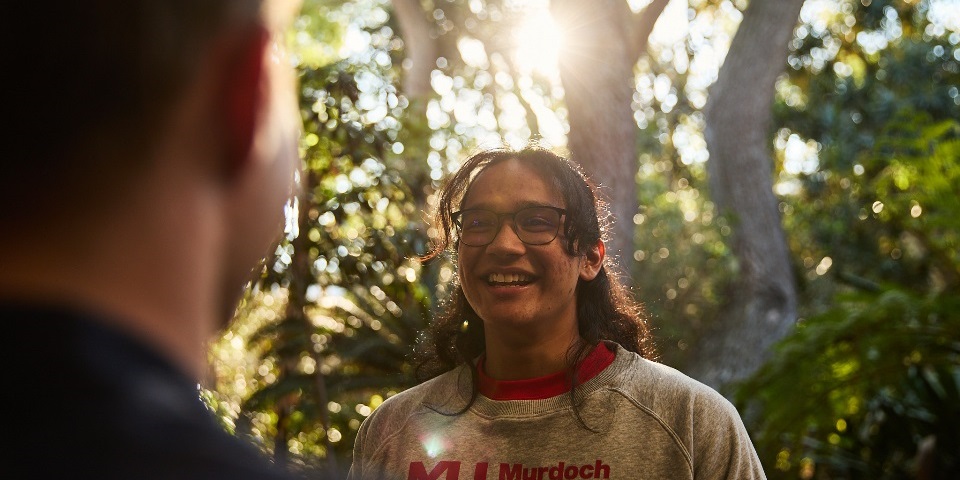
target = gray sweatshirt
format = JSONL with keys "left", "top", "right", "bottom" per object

{"left": 348, "top": 343, "right": 767, "bottom": 480}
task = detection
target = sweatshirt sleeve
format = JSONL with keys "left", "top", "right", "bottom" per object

{"left": 346, "top": 409, "right": 375, "bottom": 480}
{"left": 345, "top": 424, "right": 364, "bottom": 480}
{"left": 690, "top": 389, "right": 767, "bottom": 480}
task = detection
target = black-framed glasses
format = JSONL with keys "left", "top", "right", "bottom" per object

{"left": 452, "top": 206, "right": 566, "bottom": 247}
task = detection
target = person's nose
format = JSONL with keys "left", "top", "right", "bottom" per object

{"left": 486, "top": 218, "right": 526, "bottom": 254}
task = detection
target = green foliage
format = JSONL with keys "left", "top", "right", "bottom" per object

{"left": 259, "top": 59, "right": 430, "bottom": 468}
{"left": 739, "top": 2, "right": 960, "bottom": 476}
{"left": 747, "top": 112, "right": 960, "bottom": 477}
{"left": 776, "top": 0, "right": 960, "bottom": 305}
{"left": 631, "top": 150, "right": 735, "bottom": 368}
{"left": 628, "top": 8, "right": 743, "bottom": 368}
{"left": 735, "top": 287, "right": 960, "bottom": 479}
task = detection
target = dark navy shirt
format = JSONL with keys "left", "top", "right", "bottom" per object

{"left": 2, "top": 304, "right": 307, "bottom": 480}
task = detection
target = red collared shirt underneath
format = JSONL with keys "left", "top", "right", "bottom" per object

{"left": 477, "top": 342, "right": 616, "bottom": 400}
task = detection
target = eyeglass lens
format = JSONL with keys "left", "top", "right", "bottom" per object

{"left": 457, "top": 206, "right": 562, "bottom": 246}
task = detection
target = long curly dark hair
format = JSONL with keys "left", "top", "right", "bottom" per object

{"left": 415, "top": 144, "right": 657, "bottom": 411}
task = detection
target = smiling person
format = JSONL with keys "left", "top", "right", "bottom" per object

{"left": 347, "top": 145, "right": 766, "bottom": 480}
{"left": 2, "top": 1, "right": 311, "bottom": 479}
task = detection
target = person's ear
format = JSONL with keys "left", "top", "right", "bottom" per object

{"left": 220, "top": 26, "right": 271, "bottom": 179}
{"left": 579, "top": 239, "right": 605, "bottom": 281}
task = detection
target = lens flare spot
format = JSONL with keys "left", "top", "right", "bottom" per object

{"left": 421, "top": 434, "right": 448, "bottom": 458}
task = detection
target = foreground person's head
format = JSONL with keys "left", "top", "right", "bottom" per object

{"left": 3, "top": 0, "right": 304, "bottom": 376}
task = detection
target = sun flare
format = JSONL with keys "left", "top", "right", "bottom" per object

{"left": 512, "top": 9, "right": 563, "bottom": 75}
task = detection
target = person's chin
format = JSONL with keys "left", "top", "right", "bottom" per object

{"left": 482, "top": 308, "right": 536, "bottom": 326}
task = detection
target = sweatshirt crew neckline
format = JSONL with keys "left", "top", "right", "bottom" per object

{"left": 477, "top": 342, "right": 616, "bottom": 401}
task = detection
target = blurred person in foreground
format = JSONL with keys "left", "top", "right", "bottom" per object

{"left": 347, "top": 145, "right": 766, "bottom": 479}
{"left": 1, "top": 1, "right": 312, "bottom": 478}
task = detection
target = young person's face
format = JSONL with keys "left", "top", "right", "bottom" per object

{"left": 457, "top": 158, "right": 600, "bottom": 342}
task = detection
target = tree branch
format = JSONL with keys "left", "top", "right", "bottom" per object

{"left": 629, "top": 0, "right": 671, "bottom": 63}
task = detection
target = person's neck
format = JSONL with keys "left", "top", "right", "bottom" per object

{"left": 482, "top": 327, "right": 583, "bottom": 380}
{"left": 0, "top": 175, "right": 221, "bottom": 381}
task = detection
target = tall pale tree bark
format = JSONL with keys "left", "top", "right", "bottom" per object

{"left": 388, "top": 0, "right": 441, "bottom": 225}
{"left": 551, "top": 0, "right": 669, "bottom": 272}
{"left": 697, "top": 0, "right": 805, "bottom": 390}
{"left": 391, "top": 0, "right": 438, "bottom": 99}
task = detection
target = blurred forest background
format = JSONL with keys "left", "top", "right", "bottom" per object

{"left": 199, "top": 0, "right": 960, "bottom": 478}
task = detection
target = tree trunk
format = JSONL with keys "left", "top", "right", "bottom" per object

{"left": 282, "top": 170, "right": 338, "bottom": 474}
{"left": 697, "top": 0, "right": 805, "bottom": 391}
{"left": 552, "top": 0, "right": 667, "bottom": 273}
{"left": 390, "top": 0, "right": 437, "bottom": 99}
{"left": 388, "top": 0, "right": 439, "bottom": 230}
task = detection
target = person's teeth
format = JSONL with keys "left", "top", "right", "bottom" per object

{"left": 489, "top": 273, "right": 529, "bottom": 283}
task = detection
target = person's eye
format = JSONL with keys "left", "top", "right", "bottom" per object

{"left": 462, "top": 214, "right": 495, "bottom": 231}
{"left": 519, "top": 213, "right": 557, "bottom": 231}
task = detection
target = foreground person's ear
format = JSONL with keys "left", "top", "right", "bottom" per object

{"left": 220, "top": 25, "right": 271, "bottom": 179}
